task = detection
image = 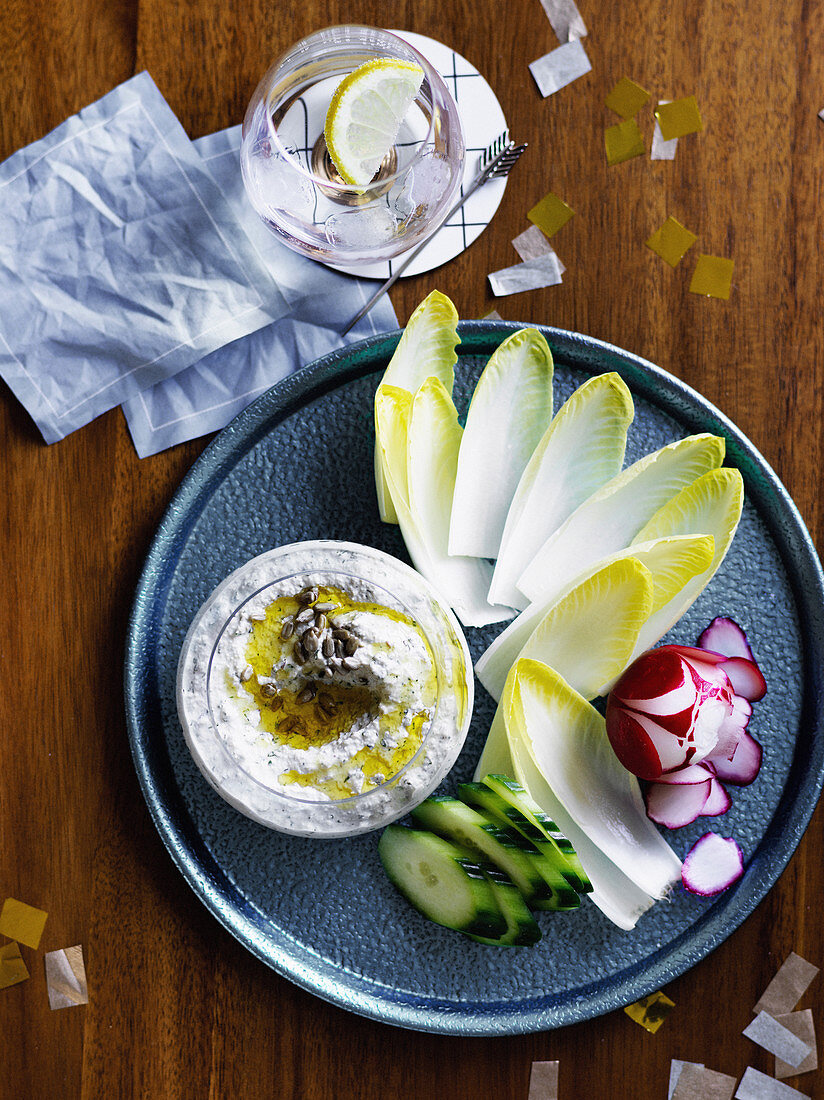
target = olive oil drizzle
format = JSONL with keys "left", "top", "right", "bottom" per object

{"left": 237, "top": 584, "right": 435, "bottom": 797}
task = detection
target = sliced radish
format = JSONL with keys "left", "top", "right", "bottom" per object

{"left": 702, "top": 778, "right": 731, "bottom": 816}
{"left": 719, "top": 656, "right": 767, "bottom": 702}
{"left": 696, "top": 616, "right": 766, "bottom": 701}
{"left": 657, "top": 761, "right": 717, "bottom": 785}
{"left": 646, "top": 780, "right": 711, "bottom": 827}
{"left": 697, "top": 616, "right": 754, "bottom": 660}
{"left": 712, "top": 694, "right": 752, "bottom": 761}
{"left": 681, "top": 833, "right": 744, "bottom": 895}
{"left": 706, "top": 729, "right": 762, "bottom": 785}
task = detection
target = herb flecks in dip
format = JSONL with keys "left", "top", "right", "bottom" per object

{"left": 215, "top": 580, "right": 437, "bottom": 801}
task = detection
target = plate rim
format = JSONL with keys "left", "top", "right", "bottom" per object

{"left": 125, "top": 321, "right": 824, "bottom": 1035}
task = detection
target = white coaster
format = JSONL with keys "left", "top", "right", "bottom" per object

{"left": 331, "top": 30, "right": 509, "bottom": 280}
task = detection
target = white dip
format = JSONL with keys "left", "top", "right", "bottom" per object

{"left": 177, "top": 542, "right": 473, "bottom": 838}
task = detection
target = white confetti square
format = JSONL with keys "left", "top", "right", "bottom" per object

{"left": 529, "top": 39, "right": 592, "bottom": 98}
{"left": 488, "top": 253, "right": 564, "bottom": 295}
{"left": 537, "top": 0, "right": 587, "bottom": 42}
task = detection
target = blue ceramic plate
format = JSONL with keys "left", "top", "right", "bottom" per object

{"left": 125, "top": 323, "right": 824, "bottom": 1036}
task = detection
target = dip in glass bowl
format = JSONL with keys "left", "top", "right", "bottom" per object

{"left": 177, "top": 541, "right": 473, "bottom": 837}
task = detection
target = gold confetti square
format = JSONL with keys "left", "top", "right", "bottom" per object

{"left": 624, "top": 991, "right": 675, "bottom": 1032}
{"left": 605, "top": 119, "right": 645, "bottom": 165}
{"left": 689, "top": 254, "right": 734, "bottom": 299}
{"left": 527, "top": 192, "right": 575, "bottom": 238}
{"left": 0, "top": 942, "right": 30, "bottom": 989}
{"left": 645, "top": 216, "right": 697, "bottom": 267}
{"left": 605, "top": 77, "right": 651, "bottom": 118}
{"left": 0, "top": 898, "right": 48, "bottom": 950}
{"left": 654, "top": 96, "right": 703, "bottom": 140}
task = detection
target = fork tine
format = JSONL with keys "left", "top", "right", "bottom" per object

{"left": 487, "top": 143, "right": 528, "bottom": 178}
{"left": 478, "top": 129, "right": 512, "bottom": 172}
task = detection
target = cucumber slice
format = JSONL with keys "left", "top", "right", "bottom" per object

{"left": 483, "top": 774, "right": 593, "bottom": 893}
{"left": 411, "top": 796, "right": 579, "bottom": 912}
{"left": 378, "top": 825, "right": 506, "bottom": 938}
{"left": 460, "top": 776, "right": 593, "bottom": 895}
{"left": 469, "top": 869, "right": 542, "bottom": 947}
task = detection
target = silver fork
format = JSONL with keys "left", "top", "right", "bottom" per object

{"left": 340, "top": 131, "right": 528, "bottom": 336}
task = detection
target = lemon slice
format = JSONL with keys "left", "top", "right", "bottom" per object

{"left": 324, "top": 58, "right": 424, "bottom": 187}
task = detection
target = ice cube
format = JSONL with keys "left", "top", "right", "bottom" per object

{"left": 324, "top": 206, "right": 399, "bottom": 249}
{"left": 407, "top": 152, "right": 452, "bottom": 205}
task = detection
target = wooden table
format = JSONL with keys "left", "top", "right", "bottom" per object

{"left": 2, "top": 0, "right": 823, "bottom": 1096}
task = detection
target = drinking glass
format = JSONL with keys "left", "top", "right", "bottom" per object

{"left": 240, "top": 25, "right": 465, "bottom": 266}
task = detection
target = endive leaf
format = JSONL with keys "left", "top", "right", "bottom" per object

{"left": 624, "top": 467, "right": 745, "bottom": 664}
{"left": 374, "top": 384, "right": 438, "bottom": 579}
{"left": 448, "top": 328, "right": 554, "bottom": 559}
{"left": 504, "top": 715, "right": 656, "bottom": 930}
{"left": 404, "top": 377, "right": 514, "bottom": 627}
{"left": 516, "top": 433, "right": 725, "bottom": 605}
{"left": 475, "top": 557, "right": 655, "bottom": 781}
{"left": 374, "top": 291, "right": 459, "bottom": 523}
{"left": 489, "top": 372, "right": 634, "bottom": 609}
{"left": 504, "top": 659, "right": 682, "bottom": 899}
{"left": 476, "top": 533, "right": 715, "bottom": 702}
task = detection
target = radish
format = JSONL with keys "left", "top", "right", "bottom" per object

{"left": 681, "top": 833, "right": 744, "bottom": 895}
{"left": 605, "top": 645, "right": 736, "bottom": 780}
{"left": 606, "top": 619, "right": 766, "bottom": 838}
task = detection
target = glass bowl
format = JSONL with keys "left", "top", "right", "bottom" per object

{"left": 240, "top": 25, "right": 465, "bottom": 265}
{"left": 176, "top": 541, "right": 473, "bottom": 838}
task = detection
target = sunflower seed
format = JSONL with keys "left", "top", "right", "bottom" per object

{"left": 295, "top": 608, "right": 315, "bottom": 624}
{"left": 260, "top": 682, "right": 277, "bottom": 698}
{"left": 293, "top": 639, "right": 307, "bottom": 664}
{"left": 297, "top": 684, "right": 317, "bottom": 704}
{"left": 343, "top": 637, "right": 360, "bottom": 656}
{"left": 313, "top": 601, "right": 337, "bottom": 613}
{"left": 322, "top": 637, "right": 335, "bottom": 659}
{"left": 334, "top": 638, "right": 345, "bottom": 658}
{"left": 297, "top": 586, "right": 318, "bottom": 606}
{"left": 319, "top": 667, "right": 334, "bottom": 680}
{"left": 332, "top": 628, "right": 351, "bottom": 642}
{"left": 314, "top": 612, "right": 327, "bottom": 632}
{"left": 341, "top": 657, "right": 359, "bottom": 671}
{"left": 317, "top": 692, "right": 336, "bottom": 714}
{"left": 280, "top": 618, "right": 295, "bottom": 639}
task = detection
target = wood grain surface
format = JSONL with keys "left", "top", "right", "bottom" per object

{"left": 2, "top": 1, "right": 823, "bottom": 1097}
